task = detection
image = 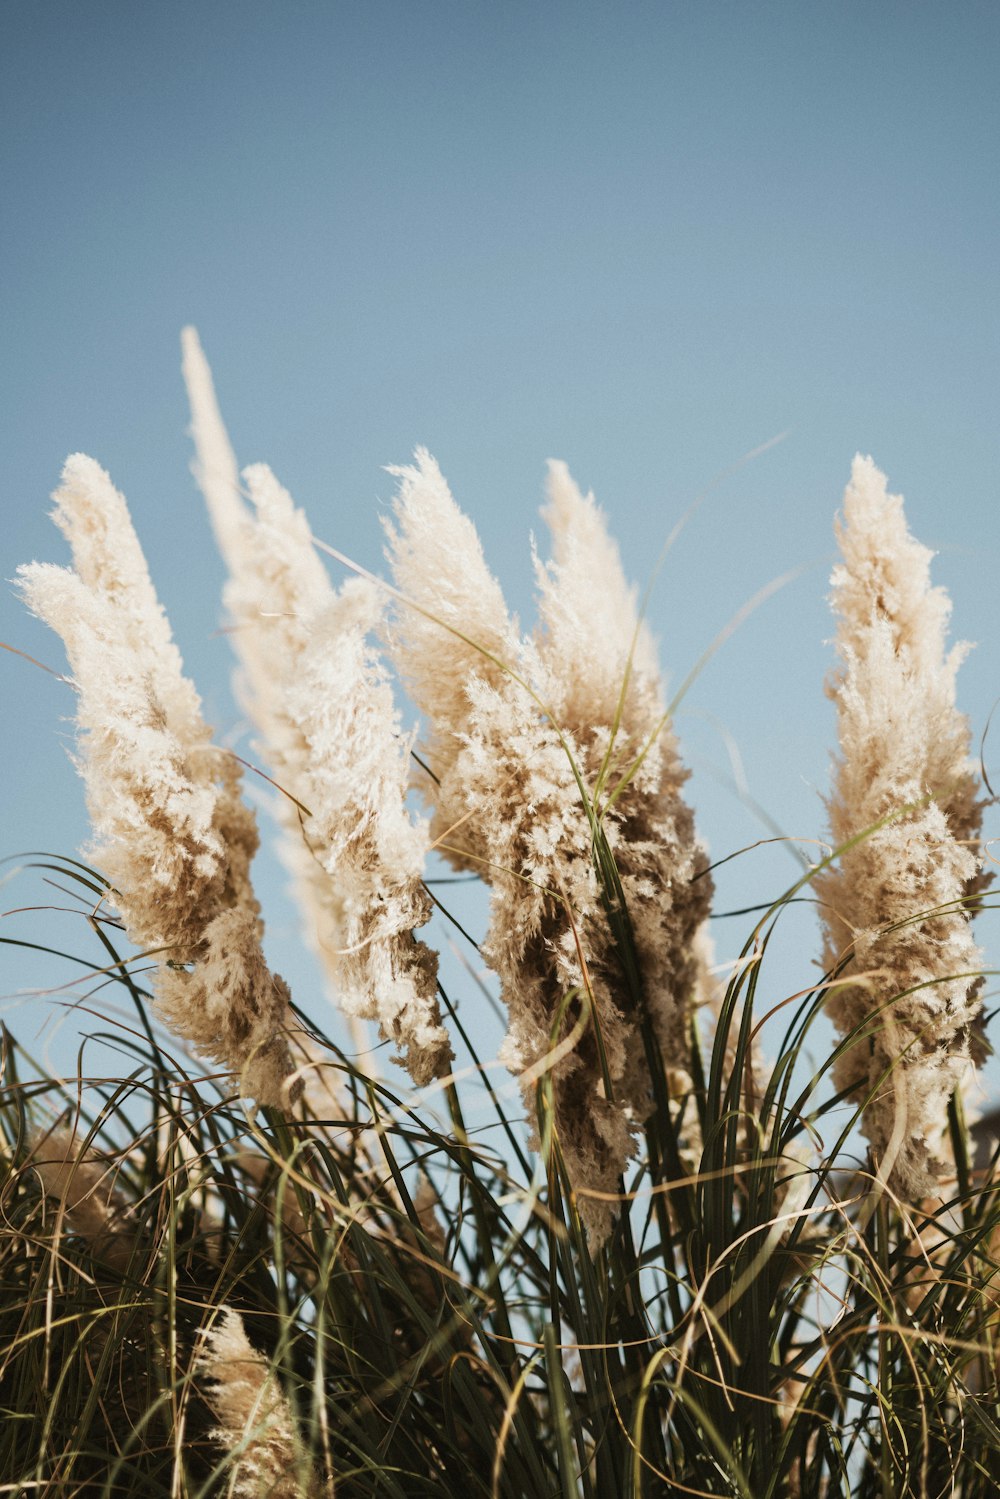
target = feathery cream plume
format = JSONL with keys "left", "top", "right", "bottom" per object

{"left": 534, "top": 458, "right": 659, "bottom": 722}
{"left": 450, "top": 664, "right": 636, "bottom": 1245}
{"left": 534, "top": 461, "right": 713, "bottom": 1089}
{"left": 282, "top": 572, "right": 450, "bottom": 1085}
{"left": 18, "top": 455, "right": 296, "bottom": 1106}
{"left": 387, "top": 456, "right": 711, "bottom": 1244}
{"left": 384, "top": 446, "right": 522, "bottom": 862}
{"left": 182, "top": 339, "right": 449, "bottom": 1086}
{"left": 194, "top": 1308, "right": 325, "bottom": 1498}
{"left": 815, "top": 454, "right": 987, "bottom": 1196}
{"left": 180, "top": 324, "right": 247, "bottom": 575}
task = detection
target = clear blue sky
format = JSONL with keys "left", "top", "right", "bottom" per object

{"left": 2, "top": 3, "right": 997, "bottom": 1111}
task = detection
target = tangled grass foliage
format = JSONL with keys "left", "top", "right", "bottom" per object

{"left": 1, "top": 335, "right": 998, "bottom": 1497}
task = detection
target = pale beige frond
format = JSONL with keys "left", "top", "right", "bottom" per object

{"left": 182, "top": 353, "right": 449, "bottom": 1086}
{"left": 815, "top": 455, "right": 986, "bottom": 1196}
{"left": 18, "top": 456, "right": 296, "bottom": 1107}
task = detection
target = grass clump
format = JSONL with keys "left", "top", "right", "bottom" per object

{"left": 3, "top": 880, "right": 999, "bottom": 1496}
{"left": 2, "top": 337, "right": 997, "bottom": 1495}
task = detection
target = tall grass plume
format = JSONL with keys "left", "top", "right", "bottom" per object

{"left": 2, "top": 343, "right": 997, "bottom": 1499}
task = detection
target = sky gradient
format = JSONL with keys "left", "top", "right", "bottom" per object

{"left": 2, "top": 3, "right": 997, "bottom": 1111}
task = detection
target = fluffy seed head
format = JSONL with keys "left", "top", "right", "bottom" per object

{"left": 182, "top": 354, "right": 450, "bottom": 1085}
{"left": 18, "top": 456, "right": 296, "bottom": 1106}
{"left": 815, "top": 455, "right": 986, "bottom": 1195}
